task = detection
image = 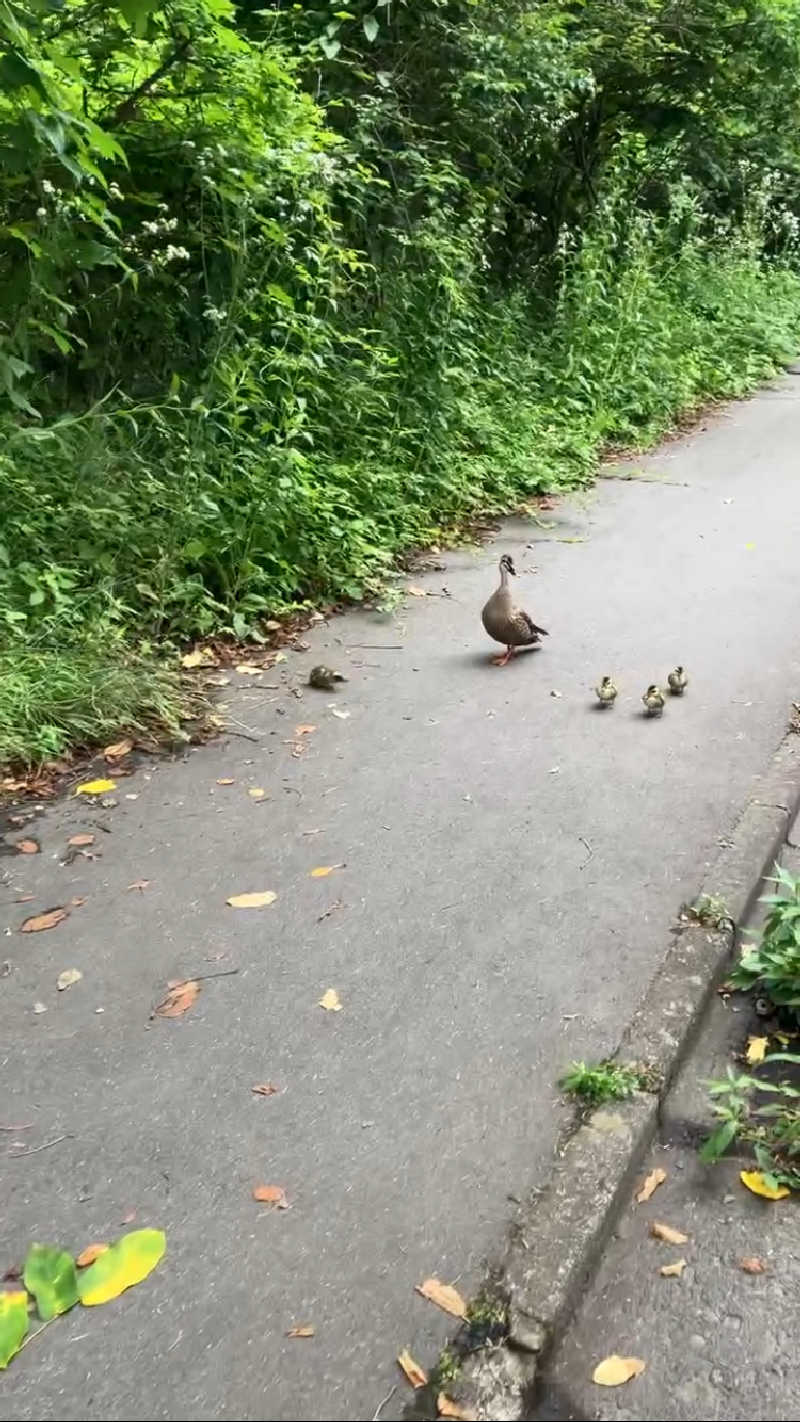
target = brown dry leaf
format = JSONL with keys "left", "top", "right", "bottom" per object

{"left": 745, "top": 1036, "right": 769, "bottom": 1065}
{"left": 318, "top": 988, "right": 342, "bottom": 1012}
{"left": 252, "top": 1184, "right": 290, "bottom": 1208}
{"left": 21, "top": 907, "right": 68, "bottom": 934}
{"left": 127, "top": 879, "right": 151, "bottom": 892}
{"left": 236, "top": 664, "right": 265, "bottom": 676}
{"left": 68, "top": 832, "right": 95, "bottom": 848}
{"left": 76, "top": 1243, "right": 109, "bottom": 1268}
{"left": 310, "top": 864, "right": 344, "bottom": 878}
{"left": 216, "top": 777, "right": 235, "bottom": 786}
{"left": 227, "top": 891, "right": 277, "bottom": 909}
{"left": 252, "top": 1083, "right": 279, "bottom": 1096}
{"left": 740, "top": 1255, "right": 767, "bottom": 1273}
{"left": 121, "top": 1208, "right": 137, "bottom": 1225}
{"left": 636, "top": 1167, "right": 666, "bottom": 1203}
{"left": 650, "top": 1220, "right": 689, "bottom": 1245}
{"left": 294, "top": 723, "right": 317, "bottom": 736}
{"left": 155, "top": 979, "right": 201, "bottom": 1017}
{"left": 397, "top": 1349, "right": 428, "bottom": 1388}
{"left": 70, "top": 896, "right": 87, "bottom": 908}
{"left": 592, "top": 1355, "right": 646, "bottom": 1387}
{"left": 437, "top": 1394, "right": 477, "bottom": 1421}
{"left": 659, "top": 1259, "right": 687, "bottom": 1278}
{"left": 415, "top": 1277, "right": 467, "bottom": 1319}
{"left": 286, "top": 1324, "right": 315, "bottom": 1339}
{"left": 407, "top": 585, "right": 427, "bottom": 597}
{"left": 57, "top": 967, "right": 82, "bottom": 991}
{"left": 248, "top": 787, "right": 267, "bottom": 800}
{"left": 15, "top": 838, "right": 40, "bottom": 855}
{"left": 104, "top": 738, "right": 133, "bottom": 761}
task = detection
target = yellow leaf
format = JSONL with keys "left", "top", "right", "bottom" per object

{"left": 236, "top": 664, "right": 265, "bottom": 676}
{"left": 659, "top": 1259, "right": 686, "bottom": 1277}
{"left": 216, "top": 777, "right": 235, "bottom": 786}
{"left": 650, "top": 1220, "right": 688, "bottom": 1244}
{"left": 0, "top": 1291, "right": 29, "bottom": 1369}
{"left": 182, "top": 648, "right": 217, "bottom": 669}
{"left": 415, "top": 1277, "right": 466, "bottom": 1319}
{"left": 226, "top": 891, "right": 278, "bottom": 909}
{"left": 592, "top": 1355, "right": 646, "bottom": 1387}
{"left": 74, "top": 778, "right": 116, "bottom": 796}
{"left": 318, "top": 988, "right": 342, "bottom": 1011}
{"left": 57, "top": 968, "right": 82, "bottom": 991}
{"left": 397, "top": 1349, "right": 428, "bottom": 1388}
{"left": 287, "top": 1324, "right": 315, "bottom": 1338}
{"left": 248, "top": 787, "right": 267, "bottom": 799}
{"left": 746, "top": 1036, "right": 768, "bottom": 1065}
{"left": 76, "top": 1243, "right": 110, "bottom": 1268}
{"left": 310, "top": 864, "right": 344, "bottom": 878}
{"left": 636, "top": 1167, "right": 666, "bottom": 1203}
{"left": 78, "top": 1228, "right": 165, "bottom": 1306}
{"left": 740, "top": 1170, "right": 790, "bottom": 1200}
{"left": 437, "top": 1395, "right": 477, "bottom": 1421}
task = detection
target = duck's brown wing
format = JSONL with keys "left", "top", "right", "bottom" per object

{"left": 508, "top": 608, "right": 548, "bottom": 645}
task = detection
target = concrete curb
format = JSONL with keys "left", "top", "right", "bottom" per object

{"left": 437, "top": 727, "right": 800, "bottom": 1422}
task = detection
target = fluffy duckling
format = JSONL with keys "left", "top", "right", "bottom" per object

{"left": 595, "top": 675, "right": 618, "bottom": 708}
{"left": 667, "top": 665, "right": 688, "bottom": 696}
{"left": 481, "top": 554, "right": 549, "bottom": 666}
{"left": 642, "top": 684, "right": 665, "bottom": 717}
{"left": 308, "top": 664, "right": 348, "bottom": 691}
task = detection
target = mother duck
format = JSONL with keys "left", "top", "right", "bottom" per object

{"left": 481, "top": 553, "right": 549, "bottom": 665}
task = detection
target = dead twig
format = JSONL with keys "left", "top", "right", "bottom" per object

{"left": 9, "top": 1133, "right": 73, "bottom": 1158}
{"left": 171, "top": 968, "right": 239, "bottom": 987}
{"left": 347, "top": 643, "right": 404, "bottom": 651}
{"left": 372, "top": 1384, "right": 397, "bottom": 1421}
{"left": 0, "top": 1123, "right": 34, "bottom": 1132}
{"left": 578, "top": 835, "right": 594, "bottom": 868}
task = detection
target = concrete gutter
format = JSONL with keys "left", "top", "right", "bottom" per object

{"left": 425, "top": 727, "right": 800, "bottom": 1422}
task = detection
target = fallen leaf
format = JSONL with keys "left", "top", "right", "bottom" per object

{"left": 415, "top": 1277, "right": 466, "bottom": 1319}
{"left": 205, "top": 673, "right": 231, "bottom": 687}
{"left": 0, "top": 1291, "right": 29, "bottom": 1368}
{"left": 78, "top": 1228, "right": 165, "bottom": 1306}
{"left": 294, "top": 723, "right": 317, "bottom": 736}
{"left": 437, "top": 1394, "right": 477, "bottom": 1420}
{"left": 740, "top": 1170, "right": 790, "bottom": 1200}
{"left": 57, "top": 968, "right": 82, "bottom": 991}
{"left": 310, "top": 864, "right": 344, "bottom": 878}
{"left": 182, "top": 647, "right": 217, "bottom": 669}
{"left": 650, "top": 1220, "right": 689, "bottom": 1245}
{"left": 23, "top": 1244, "right": 78, "bottom": 1320}
{"left": 272, "top": 651, "right": 287, "bottom": 664}
{"left": 331, "top": 708, "right": 350, "bottom": 719}
{"left": 126, "top": 879, "right": 150, "bottom": 892}
{"left": 252, "top": 1083, "right": 279, "bottom": 1096}
{"left": 406, "top": 585, "right": 427, "bottom": 597}
{"left": 15, "top": 838, "right": 39, "bottom": 854}
{"left": 318, "top": 988, "right": 342, "bottom": 1011}
{"left": 636, "top": 1167, "right": 666, "bottom": 1203}
{"left": 592, "top": 1355, "right": 646, "bottom": 1387}
{"left": 287, "top": 1324, "right": 315, "bottom": 1338}
{"left": 216, "top": 777, "right": 235, "bottom": 786}
{"left": 104, "top": 738, "right": 133, "bottom": 761}
{"left": 248, "top": 787, "right": 267, "bottom": 799}
{"left": 227, "top": 891, "right": 277, "bottom": 909}
{"left": 21, "top": 907, "right": 68, "bottom": 934}
{"left": 659, "top": 1259, "right": 686, "bottom": 1277}
{"left": 15, "top": 894, "right": 34, "bottom": 903}
{"left": 550, "top": 689, "right": 563, "bottom": 698}
{"left": 739, "top": 1255, "right": 767, "bottom": 1273}
{"left": 154, "top": 980, "right": 201, "bottom": 1017}
{"left": 252, "top": 1184, "right": 290, "bottom": 1208}
{"left": 32, "top": 1002, "right": 47, "bottom": 1014}
{"left": 397, "top": 1349, "right": 428, "bottom": 1388}
{"left": 68, "top": 832, "right": 95, "bottom": 848}
{"left": 70, "top": 896, "right": 86, "bottom": 908}
{"left": 746, "top": 1036, "right": 768, "bottom": 1065}
{"left": 121, "top": 1209, "right": 137, "bottom": 1225}
{"left": 236, "top": 664, "right": 265, "bottom": 676}
{"left": 74, "top": 778, "right": 116, "bottom": 796}
{"left": 76, "top": 1243, "right": 109, "bottom": 1268}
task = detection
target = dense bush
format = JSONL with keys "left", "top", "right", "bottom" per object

{"left": 3, "top": 0, "right": 800, "bottom": 760}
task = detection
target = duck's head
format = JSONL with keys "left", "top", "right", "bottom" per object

{"left": 499, "top": 553, "right": 516, "bottom": 577}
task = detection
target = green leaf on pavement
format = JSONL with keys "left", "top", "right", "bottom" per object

{"left": 23, "top": 1244, "right": 79, "bottom": 1320}
{"left": 0, "top": 1292, "right": 29, "bottom": 1368}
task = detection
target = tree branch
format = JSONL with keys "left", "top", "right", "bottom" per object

{"left": 104, "top": 37, "right": 192, "bottom": 128}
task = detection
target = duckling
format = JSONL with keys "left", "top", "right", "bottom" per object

{"left": 481, "top": 554, "right": 549, "bottom": 666}
{"left": 642, "top": 684, "right": 665, "bottom": 717}
{"left": 595, "top": 675, "right": 618, "bottom": 708}
{"left": 308, "top": 664, "right": 348, "bottom": 691}
{"left": 667, "top": 665, "right": 688, "bottom": 696}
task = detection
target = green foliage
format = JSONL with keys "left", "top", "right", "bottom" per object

{"left": 22, "top": 1245, "right": 79, "bottom": 1321}
{"left": 701, "top": 1057, "right": 800, "bottom": 1190}
{"left": 4, "top": 0, "right": 800, "bottom": 760}
{"left": 730, "top": 865, "right": 800, "bottom": 1021}
{"left": 0, "top": 1292, "right": 28, "bottom": 1370}
{"left": 560, "top": 1059, "right": 643, "bottom": 1106}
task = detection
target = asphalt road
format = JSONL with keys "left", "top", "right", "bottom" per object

{"left": 3, "top": 378, "right": 800, "bottom": 1421}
